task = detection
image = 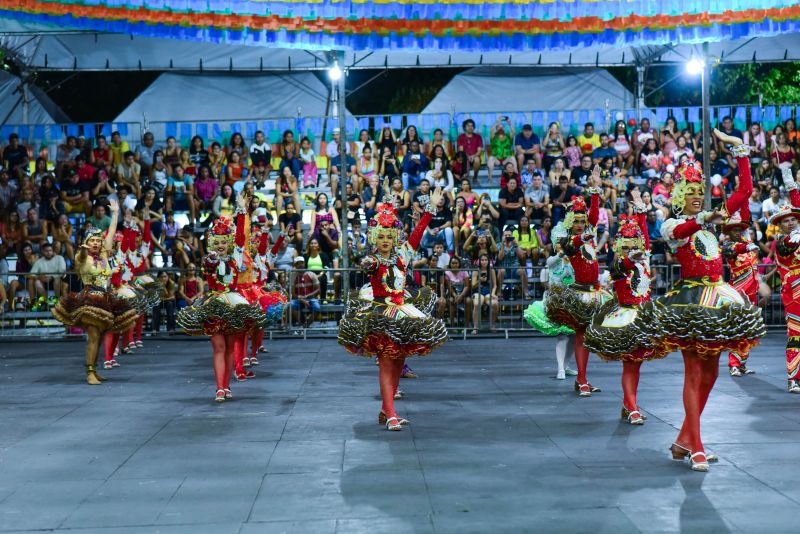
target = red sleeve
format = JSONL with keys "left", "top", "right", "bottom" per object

{"left": 125, "top": 228, "right": 136, "bottom": 254}
{"left": 142, "top": 220, "right": 152, "bottom": 245}
{"left": 235, "top": 213, "right": 246, "bottom": 248}
{"left": 620, "top": 256, "right": 637, "bottom": 271}
{"left": 672, "top": 219, "right": 702, "bottom": 239}
{"left": 733, "top": 242, "right": 749, "bottom": 255}
{"left": 257, "top": 233, "right": 269, "bottom": 256}
{"left": 270, "top": 234, "right": 286, "bottom": 255}
{"left": 789, "top": 188, "right": 800, "bottom": 209}
{"left": 636, "top": 212, "right": 650, "bottom": 250}
{"left": 725, "top": 156, "right": 753, "bottom": 219}
{"left": 408, "top": 212, "right": 433, "bottom": 251}
{"left": 588, "top": 191, "right": 600, "bottom": 227}
{"left": 571, "top": 234, "right": 584, "bottom": 248}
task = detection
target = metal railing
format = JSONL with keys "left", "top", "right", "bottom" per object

{"left": 0, "top": 261, "right": 788, "bottom": 338}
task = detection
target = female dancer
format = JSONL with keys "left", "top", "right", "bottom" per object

{"left": 721, "top": 212, "right": 760, "bottom": 377}
{"left": 129, "top": 220, "right": 160, "bottom": 349}
{"left": 52, "top": 200, "right": 139, "bottom": 385}
{"left": 338, "top": 186, "right": 448, "bottom": 431}
{"left": 523, "top": 219, "right": 577, "bottom": 379}
{"left": 655, "top": 130, "right": 765, "bottom": 471}
{"left": 233, "top": 219, "right": 286, "bottom": 380}
{"left": 177, "top": 195, "right": 266, "bottom": 402}
{"left": 772, "top": 163, "right": 800, "bottom": 393}
{"left": 545, "top": 166, "right": 611, "bottom": 396}
{"left": 103, "top": 226, "right": 146, "bottom": 369}
{"left": 585, "top": 190, "right": 668, "bottom": 425}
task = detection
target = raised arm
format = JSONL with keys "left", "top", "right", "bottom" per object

{"left": 779, "top": 163, "right": 800, "bottom": 208}
{"left": 714, "top": 130, "right": 752, "bottom": 217}
{"left": 407, "top": 187, "right": 444, "bottom": 251}
{"left": 103, "top": 199, "right": 120, "bottom": 254}
{"left": 630, "top": 189, "right": 650, "bottom": 250}
{"left": 586, "top": 165, "right": 601, "bottom": 227}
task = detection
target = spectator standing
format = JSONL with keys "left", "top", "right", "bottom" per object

{"left": 496, "top": 227, "right": 528, "bottom": 299}
{"left": 444, "top": 255, "right": 471, "bottom": 326}
{"left": 457, "top": 119, "right": 484, "bottom": 183}
{"left": 487, "top": 117, "right": 517, "bottom": 183}
{"left": 177, "top": 263, "right": 204, "bottom": 309}
{"left": 611, "top": 120, "right": 634, "bottom": 169}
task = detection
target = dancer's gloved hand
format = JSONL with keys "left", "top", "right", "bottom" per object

{"left": 780, "top": 162, "right": 797, "bottom": 191}
{"left": 746, "top": 243, "right": 759, "bottom": 252}
{"left": 789, "top": 230, "right": 800, "bottom": 244}
{"left": 580, "top": 231, "right": 593, "bottom": 243}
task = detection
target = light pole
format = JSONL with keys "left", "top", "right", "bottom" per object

{"left": 686, "top": 44, "right": 711, "bottom": 209}
{"left": 329, "top": 52, "right": 349, "bottom": 295}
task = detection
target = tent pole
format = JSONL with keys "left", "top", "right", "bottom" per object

{"left": 336, "top": 50, "right": 350, "bottom": 297}
{"left": 701, "top": 42, "right": 712, "bottom": 210}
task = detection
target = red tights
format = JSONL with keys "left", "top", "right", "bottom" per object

{"left": 210, "top": 334, "right": 236, "bottom": 391}
{"left": 378, "top": 356, "right": 405, "bottom": 419}
{"left": 250, "top": 330, "right": 265, "bottom": 358}
{"left": 676, "top": 351, "right": 720, "bottom": 454}
{"left": 103, "top": 328, "right": 133, "bottom": 362}
{"left": 574, "top": 328, "right": 590, "bottom": 385}
{"left": 134, "top": 315, "right": 144, "bottom": 343}
{"left": 233, "top": 334, "right": 248, "bottom": 375}
{"left": 621, "top": 360, "right": 642, "bottom": 411}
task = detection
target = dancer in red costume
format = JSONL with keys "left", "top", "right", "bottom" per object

{"left": 772, "top": 162, "right": 800, "bottom": 393}
{"left": 103, "top": 226, "right": 146, "bottom": 370}
{"left": 338, "top": 185, "right": 448, "bottom": 430}
{"left": 545, "top": 165, "right": 611, "bottom": 397}
{"left": 177, "top": 193, "right": 266, "bottom": 402}
{"left": 129, "top": 221, "right": 161, "bottom": 350}
{"left": 585, "top": 189, "right": 670, "bottom": 424}
{"left": 232, "top": 211, "right": 286, "bottom": 381}
{"left": 721, "top": 212, "right": 760, "bottom": 377}
{"left": 655, "top": 130, "right": 765, "bottom": 471}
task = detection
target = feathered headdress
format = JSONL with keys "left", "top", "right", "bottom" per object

{"left": 612, "top": 215, "right": 646, "bottom": 257}
{"left": 83, "top": 226, "right": 104, "bottom": 242}
{"left": 368, "top": 202, "right": 403, "bottom": 247}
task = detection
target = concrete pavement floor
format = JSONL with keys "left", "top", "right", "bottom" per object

{"left": 0, "top": 333, "right": 798, "bottom": 533}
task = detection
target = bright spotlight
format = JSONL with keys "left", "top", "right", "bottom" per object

{"left": 328, "top": 62, "right": 343, "bottom": 81}
{"left": 686, "top": 58, "right": 705, "bottom": 75}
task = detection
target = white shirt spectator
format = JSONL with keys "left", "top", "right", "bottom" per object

{"left": 31, "top": 254, "right": 67, "bottom": 276}
{"left": 326, "top": 137, "right": 350, "bottom": 158}
{"left": 762, "top": 196, "right": 786, "bottom": 219}
{"left": 424, "top": 169, "right": 454, "bottom": 192}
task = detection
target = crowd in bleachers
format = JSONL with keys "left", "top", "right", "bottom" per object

{"left": 0, "top": 114, "right": 799, "bottom": 330}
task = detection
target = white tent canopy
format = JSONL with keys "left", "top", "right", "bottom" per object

{"left": 2, "top": 31, "right": 800, "bottom": 72}
{"left": 114, "top": 72, "right": 340, "bottom": 124}
{"left": 422, "top": 67, "right": 635, "bottom": 115}
{"left": 0, "top": 70, "right": 69, "bottom": 125}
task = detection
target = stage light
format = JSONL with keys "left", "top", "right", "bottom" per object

{"left": 686, "top": 58, "right": 705, "bottom": 75}
{"left": 328, "top": 62, "right": 343, "bottom": 81}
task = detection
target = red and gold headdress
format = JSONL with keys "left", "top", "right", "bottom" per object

{"left": 671, "top": 158, "right": 705, "bottom": 214}
{"left": 563, "top": 195, "right": 588, "bottom": 230}
{"left": 722, "top": 211, "right": 751, "bottom": 232}
{"left": 208, "top": 216, "right": 235, "bottom": 249}
{"left": 612, "top": 215, "right": 645, "bottom": 256}
{"left": 368, "top": 202, "right": 404, "bottom": 246}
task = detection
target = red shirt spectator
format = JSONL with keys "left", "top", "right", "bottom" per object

{"left": 457, "top": 131, "right": 484, "bottom": 157}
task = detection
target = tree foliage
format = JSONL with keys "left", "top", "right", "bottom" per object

{"left": 714, "top": 63, "right": 800, "bottom": 104}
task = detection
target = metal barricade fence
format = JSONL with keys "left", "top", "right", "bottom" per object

{"left": 0, "top": 262, "right": 788, "bottom": 337}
